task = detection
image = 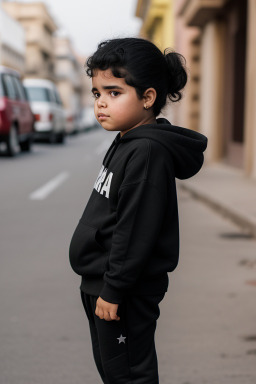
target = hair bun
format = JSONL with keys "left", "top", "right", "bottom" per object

{"left": 164, "top": 49, "right": 187, "bottom": 102}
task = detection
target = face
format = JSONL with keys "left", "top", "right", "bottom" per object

{"left": 91, "top": 69, "right": 156, "bottom": 137}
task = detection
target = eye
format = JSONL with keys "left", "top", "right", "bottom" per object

{"left": 110, "top": 91, "right": 120, "bottom": 97}
{"left": 92, "top": 92, "right": 100, "bottom": 99}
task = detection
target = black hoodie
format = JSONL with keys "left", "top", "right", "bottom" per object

{"left": 69, "top": 118, "right": 208, "bottom": 303}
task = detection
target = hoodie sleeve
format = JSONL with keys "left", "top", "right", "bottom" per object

{"left": 99, "top": 144, "right": 169, "bottom": 304}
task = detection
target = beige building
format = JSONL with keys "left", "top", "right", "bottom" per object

{"left": 136, "top": 0, "right": 174, "bottom": 51}
{"left": 135, "top": 0, "right": 176, "bottom": 121}
{"left": 172, "top": 0, "right": 200, "bottom": 133}
{"left": 175, "top": 0, "right": 256, "bottom": 179}
{"left": 2, "top": 1, "right": 57, "bottom": 81}
{"left": 76, "top": 55, "right": 95, "bottom": 109}
{"left": 54, "top": 33, "right": 82, "bottom": 130}
{"left": 0, "top": 7, "right": 25, "bottom": 73}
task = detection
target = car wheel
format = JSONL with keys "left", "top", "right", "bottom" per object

{"left": 48, "top": 131, "right": 57, "bottom": 144}
{"left": 56, "top": 131, "right": 66, "bottom": 144}
{"left": 7, "top": 125, "right": 20, "bottom": 157}
{"left": 20, "top": 135, "right": 33, "bottom": 152}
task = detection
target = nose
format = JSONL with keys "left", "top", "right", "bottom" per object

{"left": 97, "top": 96, "right": 107, "bottom": 108}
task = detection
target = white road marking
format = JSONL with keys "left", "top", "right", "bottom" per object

{"left": 29, "top": 171, "right": 69, "bottom": 200}
{"left": 95, "top": 140, "right": 112, "bottom": 155}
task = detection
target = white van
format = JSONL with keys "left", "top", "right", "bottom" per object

{"left": 23, "top": 78, "right": 66, "bottom": 143}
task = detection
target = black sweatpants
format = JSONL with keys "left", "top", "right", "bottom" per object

{"left": 80, "top": 290, "right": 165, "bottom": 384}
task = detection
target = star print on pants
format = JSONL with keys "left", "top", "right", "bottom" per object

{"left": 117, "top": 334, "right": 126, "bottom": 344}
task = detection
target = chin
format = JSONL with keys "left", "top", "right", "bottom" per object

{"left": 102, "top": 125, "right": 118, "bottom": 132}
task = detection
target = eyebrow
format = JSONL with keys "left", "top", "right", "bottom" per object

{"left": 91, "top": 85, "right": 124, "bottom": 92}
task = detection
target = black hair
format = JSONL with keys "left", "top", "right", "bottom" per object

{"left": 86, "top": 37, "right": 187, "bottom": 116}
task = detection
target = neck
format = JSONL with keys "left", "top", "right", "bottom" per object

{"left": 120, "top": 115, "right": 157, "bottom": 137}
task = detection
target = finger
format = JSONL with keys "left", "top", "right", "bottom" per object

{"left": 110, "top": 311, "right": 120, "bottom": 321}
{"left": 103, "top": 312, "right": 112, "bottom": 321}
{"left": 95, "top": 305, "right": 104, "bottom": 319}
{"left": 98, "top": 308, "right": 104, "bottom": 319}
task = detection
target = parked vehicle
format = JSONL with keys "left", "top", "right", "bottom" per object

{"left": 65, "top": 109, "right": 87, "bottom": 135}
{"left": 0, "top": 66, "right": 34, "bottom": 156}
{"left": 79, "top": 106, "right": 99, "bottom": 131}
{"left": 23, "top": 78, "right": 66, "bottom": 143}
{"left": 65, "top": 110, "right": 75, "bottom": 135}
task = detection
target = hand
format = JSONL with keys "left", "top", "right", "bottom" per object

{"left": 95, "top": 296, "right": 120, "bottom": 321}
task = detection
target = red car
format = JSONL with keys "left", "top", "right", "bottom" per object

{"left": 0, "top": 66, "right": 34, "bottom": 156}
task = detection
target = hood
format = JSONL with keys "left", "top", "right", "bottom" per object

{"left": 113, "top": 118, "right": 208, "bottom": 180}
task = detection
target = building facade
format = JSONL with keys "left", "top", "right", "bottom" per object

{"left": 76, "top": 55, "right": 95, "bottom": 109}
{"left": 175, "top": 0, "right": 256, "bottom": 179}
{"left": 136, "top": 0, "right": 174, "bottom": 50}
{"left": 136, "top": 0, "right": 175, "bottom": 121}
{"left": 54, "top": 33, "right": 82, "bottom": 131}
{"left": 2, "top": 2, "right": 57, "bottom": 81}
{"left": 136, "top": 0, "right": 256, "bottom": 179}
{"left": 0, "top": 7, "right": 25, "bottom": 73}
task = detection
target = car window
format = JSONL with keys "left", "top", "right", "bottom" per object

{"left": 54, "top": 90, "right": 63, "bottom": 106}
{"left": 48, "top": 89, "right": 56, "bottom": 103}
{"left": 12, "top": 76, "right": 27, "bottom": 101}
{"left": 0, "top": 75, "right": 4, "bottom": 96}
{"left": 25, "top": 86, "right": 51, "bottom": 102}
{"left": 2, "top": 74, "right": 16, "bottom": 100}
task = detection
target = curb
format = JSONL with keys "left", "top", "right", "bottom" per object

{"left": 178, "top": 181, "right": 256, "bottom": 239}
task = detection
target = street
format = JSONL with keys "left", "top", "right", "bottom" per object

{"left": 0, "top": 128, "right": 256, "bottom": 384}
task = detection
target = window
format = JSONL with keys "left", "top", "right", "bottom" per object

{"left": 2, "top": 74, "right": 16, "bottom": 100}
{"left": 48, "top": 89, "right": 57, "bottom": 103}
{"left": 12, "top": 76, "right": 27, "bottom": 101}
{"left": 25, "top": 87, "right": 51, "bottom": 102}
{"left": 0, "top": 75, "right": 4, "bottom": 97}
{"left": 54, "top": 90, "right": 63, "bottom": 106}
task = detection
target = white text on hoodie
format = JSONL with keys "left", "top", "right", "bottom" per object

{"left": 94, "top": 165, "right": 113, "bottom": 199}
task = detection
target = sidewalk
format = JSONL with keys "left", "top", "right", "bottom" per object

{"left": 177, "top": 162, "right": 256, "bottom": 238}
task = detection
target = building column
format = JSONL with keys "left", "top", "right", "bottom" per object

{"left": 244, "top": 0, "right": 256, "bottom": 179}
{"left": 199, "top": 20, "right": 225, "bottom": 163}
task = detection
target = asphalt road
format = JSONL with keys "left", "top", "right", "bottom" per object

{"left": 1, "top": 128, "right": 256, "bottom": 384}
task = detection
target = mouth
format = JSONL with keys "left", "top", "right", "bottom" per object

{"left": 98, "top": 113, "right": 109, "bottom": 120}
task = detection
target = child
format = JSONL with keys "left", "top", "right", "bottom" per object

{"left": 69, "top": 37, "right": 208, "bottom": 383}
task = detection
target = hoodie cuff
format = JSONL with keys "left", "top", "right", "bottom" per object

{"left": 99, "top": 282, "right": 124, "bottom": 304}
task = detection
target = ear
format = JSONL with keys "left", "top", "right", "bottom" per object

{"left": 142, "top": 88, "right": 157, "bottom": 109}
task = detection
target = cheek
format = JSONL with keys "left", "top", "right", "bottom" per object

{"left": 109, "top": 99, "right": 127, "bottom": 119}
{"left": 94, "top": 103, "right": 97, "bottom": 116}
{"left": 113, "top": 96, "right": 142, "bottom": 118}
